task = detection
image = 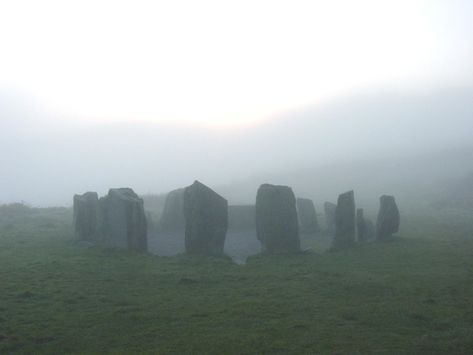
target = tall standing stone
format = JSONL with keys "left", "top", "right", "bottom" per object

{"left": 376, "top": 195, "right": 400, "bottom": 240}
{"left": 183, "top": 180, "right": 228, "bottom": 255}
{"left": 255, "top": 184, "right": 300, "bottom": 254}
{"left": 324, "top": 201, "right": 337, "bottom": 234}
{"left": 296, "top": 198, "right": 319, "bottom": 233}
{"left": 332, "top": 190, "right": 356, "bottom": 249}
{"left": 73, "top": 192, "right": 99, "bottom": 241}
{"left": 159, "top": 188, "right": 185, "bottom": 231}
{"left": 99, "top": 188, "right": 148, "bottom": 252}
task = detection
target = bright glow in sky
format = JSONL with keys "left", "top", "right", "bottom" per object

{"left": 1, "top": 0, "right": 472, "bottom": 127}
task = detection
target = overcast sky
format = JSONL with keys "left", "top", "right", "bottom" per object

{"left": 1, "top": 0, "right": 472, "bottom": 127}
{"left": 1, "top": 1, "right": 473, "bottom": 205}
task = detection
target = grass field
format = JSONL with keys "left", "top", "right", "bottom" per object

{"left": 1, "top": 204, "right": 473, "bottom": 354}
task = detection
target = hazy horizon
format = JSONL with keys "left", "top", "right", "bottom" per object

{"left": 1, "top": 0, "right": 473, "bottom": 206}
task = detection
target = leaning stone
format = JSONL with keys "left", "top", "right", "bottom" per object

{"left": 73, "top": 192, "right": 99, "bottom": 241}
{"left": 228, "top": 205, "right": 256, "bottom": 230}
{"left": 332, "top": 190, "right": 356, "bottom": 249}
{"left": 159, "top": 188, "right": 185, "bottom": 231}
{"left": 296, "top": 198, "right": 319, "bottom": 233}
{"left": 376, "top": 195, "right": 400, "bottom": 240}
{"left": 183, "top": 181, "right": 228, "bottom": 255}
{"left": 255, "top": 184, "right": 300, "bottom": 254}
{"left": 324, "top": 201, "right": 337, "bottom": 234}
{"left": 99, "top": 188, "right": 148, "bottom": 252}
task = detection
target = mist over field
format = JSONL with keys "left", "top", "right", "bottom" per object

{"left": 3, "top": 1, "right": 473, "bottom": 353}
{"left": 2, "top": 86, "right": 473, "bottom": 207}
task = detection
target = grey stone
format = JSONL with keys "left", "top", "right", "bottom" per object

{"left": 99, "top": 188, "right": 148, "bottom": 252}
{"left": 296, "top": 198, "right": 319, "bottom": 233}
{"left": 255, "top": 184, "right": 300, "bottom": 254}
{"left": 228, "top": 205, "right": 256, "bottom": 230}
{"left": 324, "top": 201, "right": 337, "bottom": 234}
{"left": 159, "top": 188, "right": 185, "bottom": 231}
{"left": 73, "top": 192, "right": 99, "bottom": 241}
{"left": 376, "top": 195, "right": 400, "bottom": 240}
{"left": 183, "top": 180, "right": 228, "bottom": 255}
{"left": 332, "top": 190, "right": 356, "bottom": 249}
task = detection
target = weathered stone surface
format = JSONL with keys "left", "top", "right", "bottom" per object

{"left": 99, "top": 188, "right": 148, "bottom": 252}
{"left": 332, "top": 190, "right": 356, "bottom": 249}
{"left": 255, "top": 184, "right": 300, "bottom": 254}
{"left": 324, "top": 201, "right": 337, "bottom": 234}
{"left": 228, "top": 205, "right": 256, "bottom": 230}
{"left": 73, "top": 192, "right": 99, "bottom": 241}
{"left": 183, "top": 181, "right": 228, "bottom": 255}
{"left": 296, "top": 198, "right": 319, "bottom": 233}
{"left": 376, "top": 195, "right": 400, "bottom": 240}
{"left": 159, "top": 188, "right": 185, "bottom": 231}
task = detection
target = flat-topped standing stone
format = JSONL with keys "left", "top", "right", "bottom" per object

{"left": 324, "top": 201, "right": 337, "bottom": 234}
{"left": 332, "top": 190, "right": 356, "bottom": 249}
{"left": 376, "top": 195, "right": 400, "bottom": 240}
{"left": 296, "top": 198, "right": 319, "bottom": 233}
{"left": 73, "top": 192, "right": 99, "bottom": 241}
{"left": 255, "top": 184, "right": 300, "bottom": 254}
{"left": 183, "top": 181, "right": 228, "bottom": 255}
{"left": 99, "top": 188, "right": 148, "bottom": 252}
{"left": 159, "top": 188, "right": 185, "bottom": 231}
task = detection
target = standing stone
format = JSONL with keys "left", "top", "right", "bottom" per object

{"left": 183, "top": 180, "right": 228, "bottom": 255}
{"left": 324, "top": 202, "right": 337, "bottom": 234}
{"left": 228, "top": 205, "right": 256, "bottom": 230}
{"left": 296, "top": 198, "right": 319, "bottom": 233}
{"left": 99, "top": 188, "right": 148, "bottom": 252}
{"left": 255, "top": 184, "right": 300, "bottom": 254}
{"left": 332, "top": 190, "right": 356, "bottom": 249}
{"left": 73, "top": 192, "right": 99, "bottom": 241}
{"left": 376, "top": 195, "right": 400, "bottom": 240}
{"left": 159, "top": 188, "right": 185, "bottom": 231}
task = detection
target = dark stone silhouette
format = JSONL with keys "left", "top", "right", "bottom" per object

{"left": 332, "top": 190, "right": 356, "bottom": 249}
{"left": 376, "top": 195, "right": 400, "bottom": 240}
{"left": 183, "top": 180, "right": 228, "bottom": 255}
{"left": 73, "top": 192, "right": 99, "bottom": 241}
{"left": 255, "top": 184, "right": 300, "bottom": 254}
{"left": 296, "top": 198, "right": 319, "bottom": 233}
{"left": 228, "top": 205, "right": 256, "bottom": 230}
{"left": 159, "top": 188, "right": 185, "bottom": 231}
{"left": 99, "top": 188, "right": 148, "bottom": 252}
{"left": 324, "top": 201, "right": 337, "bottom": 234}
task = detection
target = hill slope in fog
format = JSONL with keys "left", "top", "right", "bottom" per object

{"left": 1, "top": 86, "right": 473, "bottom": 205}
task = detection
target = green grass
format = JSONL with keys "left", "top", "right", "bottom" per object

{"left": 1, "top": 205, "right": 473, "bottom": 354}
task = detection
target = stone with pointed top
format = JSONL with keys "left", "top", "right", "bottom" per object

{"left": 184, "top": 181, "right": 228, "bottom": 255}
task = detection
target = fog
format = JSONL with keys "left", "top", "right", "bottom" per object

{"left": 1, "top": 0, "right": 473, "bottom": 208}
{"left": 2, "top": 86, "right": 473, "bottom": 207}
